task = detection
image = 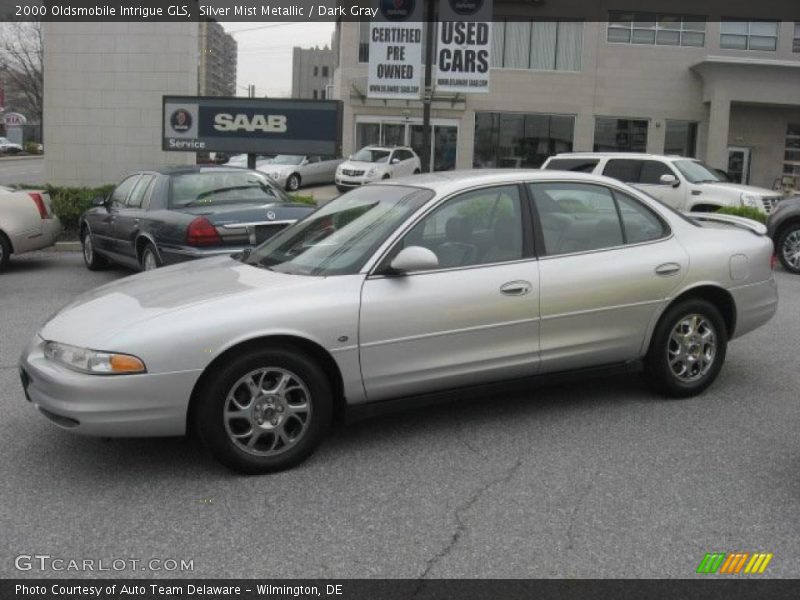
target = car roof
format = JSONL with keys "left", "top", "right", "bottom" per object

{"left": 548, "top": 152, "right": 689, "bottom": 161}
{"left": 360, "top": 146, "right": 412, "bottom": 152}
{"left": 382, "top": 169, "right": 627, "bottom": 195}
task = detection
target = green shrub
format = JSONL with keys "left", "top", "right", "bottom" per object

{"left": 24, "top": 142, "right": 42, "bottom": 155}
{"left": 288, "top": 193, "right": 316, "bottom": 206}
{"left": 41, "top": 185, "right": 115, "bottom": 233}
{"left": 715, "top": 206, "right": 768, "bottom": 224}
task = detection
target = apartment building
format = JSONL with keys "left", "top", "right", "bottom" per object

{"left": 292, "top": 45, "right": 336, "bottom": 100}
{"left": 198, "top": 21, "right": 237, "bottom": 97}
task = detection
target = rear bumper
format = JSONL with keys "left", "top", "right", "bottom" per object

{"left": 11, "top": 217, "right": 61, "bottom": 254}
{"left": 19, "top": 336, "right": 200, "bottom": 437}
{"left": 729, "top": 277, "right": 778, "bottom": 339}
{"left": 158, "top": 244, "right": 246, "bottom": 265}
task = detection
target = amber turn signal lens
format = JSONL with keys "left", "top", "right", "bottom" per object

{"left": 109, "top": 354, "right": 146, "bottom": 374}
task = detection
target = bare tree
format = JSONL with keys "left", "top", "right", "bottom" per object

{"left": 0, "top": 21, "right": 43, "bottom": 124}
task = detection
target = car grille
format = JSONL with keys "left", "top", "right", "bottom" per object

{"left": 254, "top": 223, "right": 289, "bottom": 245}
{"left": 342, "top": 169, "right": 364, "bottom": 177}
{"left": 762, "top": 196, "right": 781, "bottom": 213}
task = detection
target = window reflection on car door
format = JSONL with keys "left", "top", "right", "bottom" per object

{"left": 94, "top": 174, "right": 139, "bottom": 253}
{"left": 359, "top": 184, "right": 540, "bottom": 401}
{"left": 113, "top": 173, "right": 156, "bottom": 261}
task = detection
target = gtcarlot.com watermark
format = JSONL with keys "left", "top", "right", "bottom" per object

{"left": 14, "top": 554, "right": 194, "bottom": 573}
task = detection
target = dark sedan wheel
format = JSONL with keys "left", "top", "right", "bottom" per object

{"left": 0, "top": 234, "right": 10, "bottom": 272}
{"left": 195, "top": 347, "right": 333, "bottom": 474}
{"left": 286, "top": 173, "right": 301, "bottom": 191}
{"left": 777, "top": 224, "right": 800, "bottom": 274}
{"left": 139, "top": 243, "right": 161, "bottom": 271}
{"left": 645, "top": 299, "right": 727, "bottom": 398}
{"left": 81, "top": 229, "right": 107, "bottom": 271}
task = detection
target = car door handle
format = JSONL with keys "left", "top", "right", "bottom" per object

{"left": 500, "top": 281, "right": 532, "bottom": 296}
{"left": 655, "top": 263, "right": 682, "bottom": 276}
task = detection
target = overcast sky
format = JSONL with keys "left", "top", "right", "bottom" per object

{"left": 223, "top": 22, "right": 336, "bottom": 98}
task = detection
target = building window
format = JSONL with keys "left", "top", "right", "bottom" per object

{"left": 785, "top": 123, "right": 800, "bottom": 178}
{"left": 322, "top": 66, "right": 329, "bottom": 77}
{"left": 473, "top": 112, "right": 575, "bottom": 168}
{"left": 664, "top": 121, "right": 698, "bottom": 157}
{"left": 313, "top": 66, "right": 319, "bottom": 76}
{"left": 321, "top": 89, "right": 326, "bottom": 100}
{"left": 720, "top": 20, "right": 779, "bottom": 51}
{"left": 794, "top": 23, "right": 800, "bottom": 52}
{"left": 607, "top": 12, "right": 706, "bottom": 47}
{"left": 491, "top": 21, "right": 582, "bottom": 71}
{"left": 312, "top": 90, "right": 318, "bottom": 99}
{"left": 594, "top": 118, "right": 649, "bottom": 152}
{"left": 359, "top": 21, "right": 370, "bottom": 63}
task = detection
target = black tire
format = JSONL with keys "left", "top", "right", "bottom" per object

{"left": 286, "top": 173, "right": 301, "bottom": 191}
{"left": 335, "top": 185, "right": 349, "bottom": 193}
{"left": 81, "top": 228, "right": 107, "bottom": 271}
{"left": 195, "top": 347, "right": 333, "bottom": 474}
{"left": 644, "top": 299, "right": 727, "bottom": 398}
{"left": 776, "top": 223, "right": 800, "bottom": 275}
{"left": 0, "top": 232, "right": 11, "bottom": 272}
{"left": 413, "top": 168, "right": 421, "bottom": 175}
{"left": 382, "top": 173, "right": 391, "bottom": 180}
{"left": 139, "top": 242, "right": 162, "bottom": 272}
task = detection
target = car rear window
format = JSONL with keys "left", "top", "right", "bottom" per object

{"left": 543, "top": 158, "right": 600, "bottom": 173}
{"left": 169, "top": 171, "right": 288, "bottom": 208}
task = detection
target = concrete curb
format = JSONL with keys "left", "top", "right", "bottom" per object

{"left": 0, "top": 154, "right": 43, "bottom": 162}
{"left": 50, "top": 241, "right": 81, "bottom": 252}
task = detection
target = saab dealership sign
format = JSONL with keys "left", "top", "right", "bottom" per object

{"left": 367, "top": 0, "right": 424, "bottom": 99}
{"left": 437, "top": 0, "right": 492, "bottom": 94}
{"left": 162, "top": 96, "right": 342, "bottom": 155}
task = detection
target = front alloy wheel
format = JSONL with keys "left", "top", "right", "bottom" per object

{"left": 286, "top": 174, "right": 300, "bottom": 191}
{"left": 81, "top": 230, "right": 107, "bottom": 271}
{"left": 777, "top": 225, "right": 800, "bottom": 274}
{"left": 195, "top": 347, "right": 332, "bottom": 474}
{"left": 645, "top": 299, "right": 727, "bottom": 398}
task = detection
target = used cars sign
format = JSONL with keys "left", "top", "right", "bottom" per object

{"left": 162, "top": 96, "right": 342, "bottom": 155}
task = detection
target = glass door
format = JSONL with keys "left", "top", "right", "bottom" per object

{"left": 727, "top": 146, "right": 751, "bottom": 184}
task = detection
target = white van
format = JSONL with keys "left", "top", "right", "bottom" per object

{"left": 542, "top": 153, "right": 782, "bottom": 214}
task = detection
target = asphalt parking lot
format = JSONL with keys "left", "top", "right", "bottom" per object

{"left": 1, "top": 252, "right": 799, "bottom": 579}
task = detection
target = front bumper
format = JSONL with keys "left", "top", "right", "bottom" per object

{"left": 19, "top": 336, "right": 201, "bottom": 437}
{"left": 335, "top": 174, "right": 379, "bottom": 188}
{"left": 729, "top": 277, "right": 778, "bottom": 339}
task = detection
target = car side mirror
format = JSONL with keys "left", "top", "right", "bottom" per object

{"left": 91, "top": 196, "right": 107, "bottom": 207}
{"left": 660, "top": 174, "right": 680, "bottom": 188}
{"left": 301, "top": 158, "right": 310, "bottom": 166}
{"left": 391, "top": 158, "right": 401, "bottom": 165}
{"left": 388, "top": 246, "right": 439, "bottom": 274}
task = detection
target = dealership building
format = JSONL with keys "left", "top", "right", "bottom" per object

{"left": 333, "top": 15, "right": 800, "bottom": 189}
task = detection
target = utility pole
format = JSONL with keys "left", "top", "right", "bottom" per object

{"left": 421, "top": 0, "right": 436, "bottom": 173}
{"left": 247, "top": 84, "right": 256, "bottom": 169}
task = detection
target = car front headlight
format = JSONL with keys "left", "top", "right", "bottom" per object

{"left": 367, "top": 167, "right": 378, "bottom": 177}
{"left": 44, "top": 341, "right": 146, "bottom": 375}
{"left": 741, "top": 193, "right": 760, "bottom": 208}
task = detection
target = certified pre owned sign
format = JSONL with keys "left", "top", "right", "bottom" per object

{"left": 162, "top": 96, "right": 342, "bottom": 156}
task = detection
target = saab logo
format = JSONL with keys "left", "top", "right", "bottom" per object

{"left": 696, "top": 552, "right": 773, "bottom": 574}
{"left": 170, "top": 109, "right": 192, "bottom": 132}
{"left": 381, "top": 0, "right": 414, "bottom": 21}
{"left": 448, "top": 0, "right": 484, "bottom": 15}
{"left": 213, "top": 113, "right": 288, "bottom": 133}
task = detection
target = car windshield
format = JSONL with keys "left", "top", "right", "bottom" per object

{"left": 352, "top": 148, "right": 391, "bottom": 163}
{"left": 271, "top": 155, "right": 304, "bottom": 166}
{"left": 169, "top": 171, "right": 289, "bottom": 208}
{"left": 244, "top": 185, "right": 433, "bottom": 276}
{"left": 673, "top": 160, "right": 724, "bottom": 184}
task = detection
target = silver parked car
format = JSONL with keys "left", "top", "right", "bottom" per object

{"left": 20, "top": 171, "right": 777, "bottom": 473}
{"left": 263, "top": 154, "right": 344, "bottom": 191}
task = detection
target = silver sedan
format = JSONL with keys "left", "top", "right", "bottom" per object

{"left": 19, "top": 171, "right": 778, "bottom": 473}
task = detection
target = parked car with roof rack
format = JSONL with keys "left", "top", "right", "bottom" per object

{"left": 542, "top": 152, "right": 784, "bottom": 215}
{"left": 0, "top": 185, "right": 60, "bottom": 272}
{"left": 78, "top": 166, "right": 316, "bottom": 272}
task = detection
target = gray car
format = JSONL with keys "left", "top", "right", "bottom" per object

{"left": 263, "top": 154, "right": 344, "bottom": 191}
{"left": 19, "top": 171, "right": 778, "bottom": 473}
{"left": 766, "top": 195, "right": 800, "bottom": 274}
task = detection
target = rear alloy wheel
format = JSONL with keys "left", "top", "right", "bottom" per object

{"left": 140, "top": 243, "right": 161, "bottom": 272}
{"left": 286, "top": 173, "right": 301, "bottom": 192}
{"left": 81, "top": 229, "right": 107, "bottom": 271}
{"left": 195, "top": 347, "right": 333, "bottom": 474}
{"left": 645, "top": 299, "right": 727, "bottom": 398}
{"left": 0, "top": 234, "right": 10, "bottom": 272}
{"left": 777, "top": 224, "right": 800, "bottom": 275}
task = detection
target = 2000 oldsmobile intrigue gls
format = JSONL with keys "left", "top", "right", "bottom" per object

{"left": 20, "top": 171, "right": 778, "bottom": 473}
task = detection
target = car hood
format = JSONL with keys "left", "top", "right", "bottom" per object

{"left": 339, "top": 160, "right": 384, "bottom": 171}
{"left": 39, "top": 256, "right": 325, "bottom": 348}
{"left": 697, "top": 182, "right": 778, "bottom": 197}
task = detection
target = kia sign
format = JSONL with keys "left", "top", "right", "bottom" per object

{"left": 162, "top": 96, "right": 342, "bottom": 155}
{"left": 3, "top": 112, "right": 27, "bottom": 126}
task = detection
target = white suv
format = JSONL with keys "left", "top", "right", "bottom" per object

{"left": 542, "top": 153, "right": 783, "bottom": 214}
{"left": 335, "top": 146, "right": 422, "bottom": 192}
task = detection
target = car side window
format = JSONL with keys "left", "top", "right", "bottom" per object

{"left": 307, "top": 155, "right": 321, "bottom": 163}
{"left": 126, "top": 174, "right": 155, "bottom": 209}
{"left": 614, "top": 191, "right": 669, "bottom": 243}
{"left": 603, "top": 159, "right": 643, "bottom": 183}
{"left": 400, "top": 185, "right": 524, "bottom": 269}
{"left": 110, "top": 175, "right": 140, "bottom": 207}
{"left": 529, "top": 182, "right": 624, "bottom": 255}
{"left": 639, "top": 161, "right": 676, "bottom": 185}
